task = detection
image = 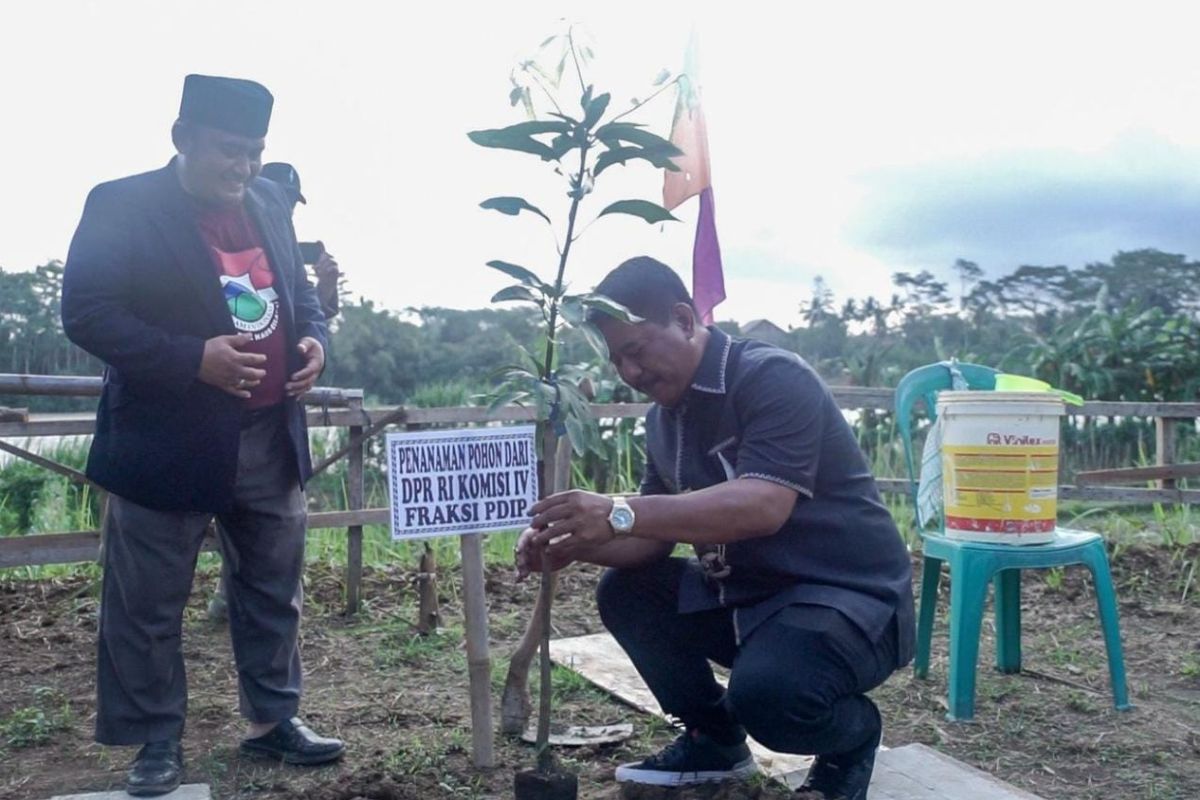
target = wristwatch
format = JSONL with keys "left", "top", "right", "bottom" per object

{"left": 608, "top": 496, "right": 636, "bottom": 537}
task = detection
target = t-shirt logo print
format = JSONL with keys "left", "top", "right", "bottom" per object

{"left": 214, "top": 247, "right": 279, "bottom": 340}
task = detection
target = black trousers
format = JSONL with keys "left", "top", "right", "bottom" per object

{"left": 95, "top": 410, "right": 307, "bottom": 745}
{"left": 596, "top": 557, "right": 899, "bottom": 757}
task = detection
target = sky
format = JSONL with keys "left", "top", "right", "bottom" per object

{"left": 4, "top": 1, "right": 1200, "bottom": 327}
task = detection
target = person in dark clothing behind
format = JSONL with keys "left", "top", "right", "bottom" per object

{"left": 516, "top": 257, "right": 914, "bottom": 799}
{"left": 260, "top": 161, "right": 341, "bottom": 319}
{"left": 62, "top": 74, "right": 343, "bottom": 797}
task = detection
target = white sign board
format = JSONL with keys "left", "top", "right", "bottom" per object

{"left": 386, "top": 425, "right": 539, "bottom": 540}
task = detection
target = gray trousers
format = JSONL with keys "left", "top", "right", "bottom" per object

{"left": 96, "top": 409, "right": 307, "bottom": 745}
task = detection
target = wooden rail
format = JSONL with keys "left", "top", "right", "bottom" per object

{"left": 1, "top": 374, "right": 1196, "bottom": 587}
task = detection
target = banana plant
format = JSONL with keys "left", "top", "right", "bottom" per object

{"left": 468, "top": 27, "right": 681, "bottom": 771}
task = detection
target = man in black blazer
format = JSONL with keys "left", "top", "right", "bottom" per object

{"left": 62, "top": 74, "right": 343, "bottom": 796}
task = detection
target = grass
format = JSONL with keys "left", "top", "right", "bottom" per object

{"left": 305, "top": 525, "right": 522, "bottom": 571}
{"left": 0, "top": 687, "right": 72, "bottom": 750}
{"left": 376, "top": 625, "right": 466, "bottom": 669}
{"left": 485, "top": 660, "right": 617, "bottom": 724}
{"left": 2, "top": 420, "right": 1196, "bottom": 588}
{"left": 1044, "top": 566, "right": 1066, "bottom": 592}
{"left": 1180, "top": 655, "right": 1200, "bottom": 679}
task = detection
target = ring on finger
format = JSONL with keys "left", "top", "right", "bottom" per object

{"left": 236, "top": 377, "right": 247, "bottom": 388}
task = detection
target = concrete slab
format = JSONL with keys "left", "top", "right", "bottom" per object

{"left": 549, "top": 632, "right": 815, "bottom": 777}
{"left": 50, "top": 784, "right": 211, "bottom": 800}
{"left": 866, "top": 745, "right": 1046, "bottom": 799}
{"left": 550, "top": 633, "right": 1044, "bottom": 800}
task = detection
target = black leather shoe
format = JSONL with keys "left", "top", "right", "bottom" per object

{"left": 126, "top": 739, "right": 183, "bottom": 797}
{"left": 240, "top": 717, "right": 345, "bottom": 765}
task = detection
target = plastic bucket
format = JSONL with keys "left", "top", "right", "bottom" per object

{"left": 936, "top": 391, "right": 1066, "bottom": 544}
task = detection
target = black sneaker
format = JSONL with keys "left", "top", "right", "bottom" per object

{"left": 797, "top": 722, "right": 881, "bottom": 799}
{"left": 615, "top": 729, "right": 757, "bottom": 786}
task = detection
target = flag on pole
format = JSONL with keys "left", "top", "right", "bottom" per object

{"left": 664, "top": 31, "right": 725, "bottom": 325}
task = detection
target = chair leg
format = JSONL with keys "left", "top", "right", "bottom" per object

{"left": 1082, "top": 544, "right": 1132, "bottom": 711}
{"left": 914, "top": 555, "right": 942, "bottom": 680}
{"left": 946, "top": 557, "right": 992, "bottom": 721}
{"left": 994, "top": 569, "right": 1022, "bottom": 674}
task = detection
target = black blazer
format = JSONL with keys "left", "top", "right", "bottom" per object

{"left": 62, "top": 161, "right": 328, "bottom": 512}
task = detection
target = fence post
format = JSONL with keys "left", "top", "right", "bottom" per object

{"left": 460, "top": 531, "right": 494, "bottom": 767}
{"left": 346, "top": 396, "right": 365, "bottom": 614}
{"left": 1156, "top": 417, "right": 1178, "bottom": 490}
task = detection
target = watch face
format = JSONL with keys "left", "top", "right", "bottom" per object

{"left": 612, "top": 507, "right": 635, "bottom": 530}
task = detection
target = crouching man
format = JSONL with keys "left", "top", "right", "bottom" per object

{"left": 517, "top": 257, "right": 914, "bottom": 799}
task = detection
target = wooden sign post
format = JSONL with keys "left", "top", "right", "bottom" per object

{"left": 386, "top": 425, "right": 539, "bottom": 769}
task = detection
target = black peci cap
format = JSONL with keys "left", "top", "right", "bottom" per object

{"left": 179, "top": 74, "right": 273, "bottom": 138}
{"left": 260, "top": 162, "right": 306, "bottom": 203}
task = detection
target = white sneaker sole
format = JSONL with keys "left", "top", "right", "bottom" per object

{"left": 615, "top": 756, "right": 758, "bottom": 786}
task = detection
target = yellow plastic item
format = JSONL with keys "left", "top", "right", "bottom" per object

{"left": 994, "top": 374, "right": 1084, "bottom": 406}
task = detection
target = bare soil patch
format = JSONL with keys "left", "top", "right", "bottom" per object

{"left": 2, "top": 542, "right": 1198, "bottom": 799}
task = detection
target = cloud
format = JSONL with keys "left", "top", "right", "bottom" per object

{"left": 846, "top": 133, "right": 1200, "bottom": 278}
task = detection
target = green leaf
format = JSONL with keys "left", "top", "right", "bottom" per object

{"left": 559, "top": 383, "right": 600, "bottom": 456}
{"left": 467, "top": 120, "right": 572, "bottom": 161}
{"left": 504, "top": 119, "right": 571, "bottom": 136}
{"left": 582, "top": 92, "right": 611, "bottom": 130}
{"left": 593, "top": 120, "right": 644, "bottom": 136}
{"left": 652, "top": 68, "right": 672, "bottom": 86}
{"left": 580, "top": 84, "right": 594, "bottom": 111}
{"left": 540, "top": 34, "right": 558, "bottom": 47}
{"left": 480, "top": 196, "right": 551, "bottom": 224}
{"left": 593, "top": 146, "right": 640, "bottom": 176}
{"left": 532, "top": 379, "right": 558, "bottom": 416}
{"left": 594, "top": 122, "right": 682, "bottom": 156}
{"left": 487, "top": 390, "right": 530, "bottom": 413}
{"left": 556, "top": 362, "right": 594, "bottom": 383}
{"left": 582, "top": 293, "right": 644, "bottom": 323}
{"left": 554, "top": 51, "right": 569, "bottom": 87}
{"left": 579, "top": 322, "right": 609, "bottom": 360}
{"left": 515, "top": 344, "right": 546, "bottom": 376}
{"left": 487, "top": 363, "right": 537, "bottom": 383}
{"left": 564, "top": 415, "right": 588, "bottom": 456}
{"left": 468, "top": 130, "right": 551, "bottom": 159}
{"left": 593, "top": 142, "right": 683, "bottom": 176}
{"left": 567, "top": 173, "right": 593, "bottom": 200}
{"left": 491, "top": 285, "right": 541, "bottom": 304}
{"left": 486, "top": 260, "right": 547, "bottom": 290}
{"left": 559, "top": 296, "right": 585, "bottom": 326}
{"left": 598, "top": 199, "right": 679, "bottom": 225}
{"left": 508, "top": 87, "right": 523, "bottom": 107}
{"left": 548, "top": 133, "right": 577, "bottom": 161}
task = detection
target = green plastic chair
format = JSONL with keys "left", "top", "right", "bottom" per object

{"left": 896, "top": 362, "right": 1131, "bottom": 721}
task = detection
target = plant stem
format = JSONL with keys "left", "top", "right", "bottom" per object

{"left": 568, "top": 27, "right": 586, "bottom": 93}
{"left": 534, "top": 135, "right": 590, "bottom": 767}
{"left": 607, "top": 76, "right": 682, "bottom": 125}
{"left": 535, "top": 561, "right": 555, "bottom": 771}
{"left": 525, "top": 69, "right": 564, "bottom": 116}
{"left": 541, "top": 144, "right": 589, "bottom": 383}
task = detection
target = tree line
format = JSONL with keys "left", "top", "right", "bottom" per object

{"left": 792, "top": 249, "right": 1200, "bottom": 404}
{"left": 2, "top": 248, "right": 1198, "bottom": 412}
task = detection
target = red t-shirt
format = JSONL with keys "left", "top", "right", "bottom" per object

{"left": 194, "top": 204, "right": 288, "bottom": 409}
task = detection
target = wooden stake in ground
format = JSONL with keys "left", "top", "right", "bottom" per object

{"left": 416, "top": 542, "right": 441, "bottom": 635}
{"left": 502, "top": 433, "right": 571, "bottom": 736}
{"left": 459, "top": 532, "right": 494, "bottom": 768}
